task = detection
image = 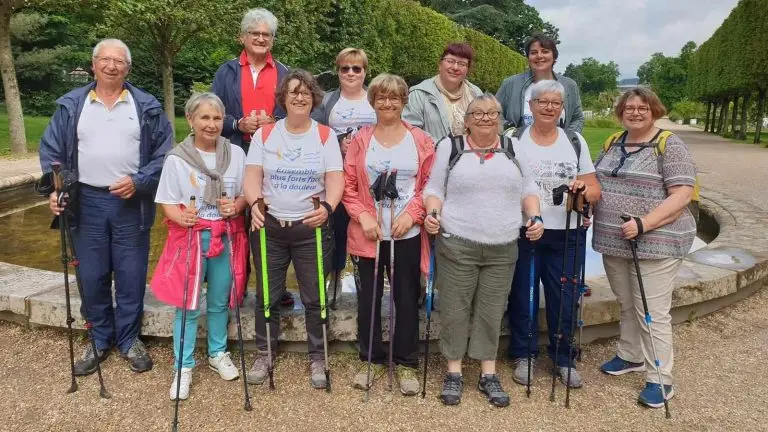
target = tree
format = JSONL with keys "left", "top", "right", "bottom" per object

{"left": 563, "top": 57, "right": 619, "bottom": 96}
{"left": 102, "top": 0, "right": 247, "bottom": 129}
{"left": 637, "top": 42, "right": 696, "bottom": 109}
{"left": 0, "top": 0, "right": 27, "bottom": 154}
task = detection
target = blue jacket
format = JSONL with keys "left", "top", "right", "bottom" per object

{"left": 37, "top": 82, "right": 173, "bottom": 230}
{"left": 212, "top": 57, "right": 290, "bottom": 150}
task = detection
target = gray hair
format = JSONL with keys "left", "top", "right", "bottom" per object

{"left": 185, "top": 92, "right": 225, "bottom": 118}
{"left": 92, "top": 39, "right": 132, "bottom": 65}
{"left": 240, "top": 8, "right": 278, "bottom": 36}
{"left": 465, "top": 93, "right": 503, "bottom": 118}
{"left": 529, "top": 79, "right": 565, "bottom": 100}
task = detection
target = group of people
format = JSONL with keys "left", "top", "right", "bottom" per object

{"left": 37, "top": 7, "right": 697, "bottom": 412}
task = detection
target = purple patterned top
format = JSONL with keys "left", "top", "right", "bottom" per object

{"left": 592, "top": 132, "right": 697, "bottom": 259}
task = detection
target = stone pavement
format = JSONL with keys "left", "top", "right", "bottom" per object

{"left": 0, "top": 156, "right": 41, "bottom": 190}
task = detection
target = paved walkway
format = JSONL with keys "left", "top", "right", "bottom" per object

{"left": 0, "top": 156, "right": 40, "bottom": 189}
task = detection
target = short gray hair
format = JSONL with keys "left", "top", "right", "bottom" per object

{"left": 185, "top": 92, "right": 225, "bottom": 118}
{"left": 92, "top": 39, "right": 132, "bottom": 65}
{"left": 465, "top": 93, "right": 503, "bottom": 118}
{"left": 241, "top": 8, "right": 278, "bottom": 36}
{"left": 529, "top": 80, "right": 565, "bottom": 100}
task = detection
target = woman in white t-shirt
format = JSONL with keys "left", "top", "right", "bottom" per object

{"left": 313, "top": 48, "right": 377, "bottom": 300}
{"left": 505, "top": 80, "right": 601, "bottom": 391}
{"left": 150, "top": 92, "right": 248, "bottom": 401}
{"left": 243, "top": 69, "right": 344, "bottom": 390}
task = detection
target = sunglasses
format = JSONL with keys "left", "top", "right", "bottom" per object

{"left": 340, "top": 65, "right": 363, "bottom": 74}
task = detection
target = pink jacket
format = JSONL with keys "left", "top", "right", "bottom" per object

{"left": 150, "top": 213, "right": 248, "bottom": 310}
{"left": 343, "top": 121, "right": 435, "bottom": 275}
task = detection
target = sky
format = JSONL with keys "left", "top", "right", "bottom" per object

{"left": 525, "top": 0, "right": 740, "bottom": 79}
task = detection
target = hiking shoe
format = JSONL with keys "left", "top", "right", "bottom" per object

{"left": 169, "top": 368, "right": 193, "bottom": 401}
{"left": 310, "top": 360, "right": 327, "bottom": 389}
{"left": 397, "top": 366, "right": 420, "bottom": 396}
{"left": 246, "top": 355, "right": 271, "bottom": 385}
{"left": 208, "top": 352, "right": 239, "bottom": 381}
{"left": 558, "top": 366, "right": 583, "bottom": 388}
{"left": 601, "top": 355, "right": 645, "bottom": 376}
{"left": 122, "top": 338, "right": 153, "bottom": 373}
{"left": 280, "top": 291, "right": 295, "bottom": 307}
{"left": 352, "top": 362, "right": 387, "bottom": 389}
{"left": 478, "top": 374, "right": 510, "bottom": 407}
{"left": 440, "top": 373, "right": 463, "bottom": 406}
{"left": 638, "top": 382, "right": 674, "bottom": 408}
{"left": 512, "top": 357, "right": 535, "bottom": 386}
{"left": 73, "top": 344, "right": 109, "bottom": 376}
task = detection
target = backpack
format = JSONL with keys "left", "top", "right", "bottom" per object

{"left": 509, "top": 125, "right": 583, "bottom": 171}
{"left": 602, "top": 130, "right": 700, "bottom": 222}
{"left": 446, "top": 134, "right": 521, "bottom": 174}
{"left": 261, "top": 122, "right": 332, "bottom": 144}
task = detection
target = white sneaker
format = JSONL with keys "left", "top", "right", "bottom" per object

{"left": 169, "top": 368, "right": 193, "bottom": 400}
{"left": 208, "top": 351, "right": 240, "bottom": 381}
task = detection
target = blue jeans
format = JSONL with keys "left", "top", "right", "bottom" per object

{"left": 507, "top": 227, "right": 585, "bottom": 367}
{"left": 71, "top": 185, "right": 150, "bottom": 353}
{"left": 173, "top": 230, "right": 232, "bottom": 369}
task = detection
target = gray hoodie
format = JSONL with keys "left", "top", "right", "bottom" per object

{"left": 495, "top": 70, "right": 584, "bottom": 134}
{"left": 402, "top": 77, "right": 483, "bottom": 142}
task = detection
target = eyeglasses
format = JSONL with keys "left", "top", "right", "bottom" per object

{"left": 374, "top": 96, "right": 403, "bottom": 105}
{"left": 339, "top": 65, "right": 363, "bottom": 74}
{"left": 246, "top": 31, "right": 272, "bottom": 40}
{"left": 95, "top": 56, "right": 128, "bottom": 68}
{"left": 533, "top": 99, "right": 563, "bottom": 109}
{"left": 288, "top": 90, "right": 312, "bottom": 100}
{"left": 442, "top": 58, "right": 469, "bottom": 69}
{"left": 468, "top": 111, "right": 500, "bottom": 120}
{"left": 624, "top": 105, "right": 650, "bottom": 115}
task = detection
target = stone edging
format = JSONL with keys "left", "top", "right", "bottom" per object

{"left": 0, "top": 182, "right": 766, "bottom": 349}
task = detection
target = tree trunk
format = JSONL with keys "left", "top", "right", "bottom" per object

{"left": 710, "top": 102, "right": 719, "bottom": 133}
{"left": 0, "top": 1, "right": 27, "bottom": 155}
{"left": 718, "top": 99, "right": 727, "bottom": 134}
{"left": 720, "top": 97, "right": 730, "bottom": 135}
{"left": 755, "top": 88, "right": 766, "bottom": 144}
{"left": 731, "top": 96, "right": 739, "bottom": 135}
{"left": 161, "top": 59, "right": 175, "bottom": 139}
{"left": 739, "top": 93, "right": 750, "bottom": 140}
{"left": 704, "top": 101, "right": 711, "bottom": 131}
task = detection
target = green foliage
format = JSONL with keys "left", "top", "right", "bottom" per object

{"left": 637, "top": 43, "right": 696, "bottom": 109}
{"left": 462, "top": 26, "right": 526, "bottom": 91}
{"left": 584, "top": 116, "right": 620, "bottom": 129}
{"left": 564, "top": 57, "right": 619, "bottom": 96}
{"left": 671, "top": 99, "right": 705, "bottom": 121}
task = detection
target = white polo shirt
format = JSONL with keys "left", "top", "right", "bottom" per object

{"left": 77, "top": 89, "right": 141, "bottom": 187}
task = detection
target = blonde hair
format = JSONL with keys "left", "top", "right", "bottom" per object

{"left": 335, "top": 48, "right": 369, "bottom": 70}
{"left": 367, "top": 74, "right": 408, "bottom": 106}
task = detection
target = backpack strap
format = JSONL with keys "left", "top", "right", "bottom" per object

{"left": 317, "top": 124, "right": 331, "bottom": 145}
{"left": 260, "top": 123, "right": 276, "bottom": 143}
{"left": 447, "top": 134, "right": 465, "bottom": 171}
{"left": 499, "top": 134, "right": 522, "bottom": 174}
{"left": 603, "top": 131, "right": 626, "bottom": 151}
{"left": 565, "top": 130, "right": 581, "bottom": 172}
{"left": 512, "top": 125, "right": 527, "bottom": 140}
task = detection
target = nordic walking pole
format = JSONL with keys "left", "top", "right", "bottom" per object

{"left": 621, "top": 214, "right": 672, "bottom": 419}
{"left": 222, "top": 192, "right": 252, "bottom": 411}
{"left": 576, "top": 203, "right": 591, "bottom": 362}
{"left": 312, "top": 197, "right": 332, "bottom": 392}
{"left": 550, "top": 187, "right": 574, "bottom": 402}
{"left": 256, "top": 198, "right": 275, "bottom": 390}
{"left": 384, "top": 170, "right": 399, "bottom": 393}
{"left": 364, "top": 173, "right": 386, "bottom": 402}
{"left": 565, "top": 189, "right": 585, "bottom": 409}
{"left": 525, "top": 219, "right": 537, "bottom": 398}
{"left": 51, "top": 162, "right": 78, "bottom": 395}
{"left": 420, "top": 210, "right": 438, "bottom": 399}
{"left": 172, "top": 196, "right": 195, "bottom": 431}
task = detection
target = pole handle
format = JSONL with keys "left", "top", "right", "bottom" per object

{"left": 312, "top": 196, "right": 320, "bottom": 210}
{"left": 256, "top": 197, "right": 266, "bottom": 215}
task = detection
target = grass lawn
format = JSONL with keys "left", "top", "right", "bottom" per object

{"left": 581, "top": 126, "right": 620, "bottom": 158}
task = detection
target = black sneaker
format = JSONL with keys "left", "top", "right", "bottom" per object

{"left": 280, "top": 291, "right": 295, "bottom": 307}
{"left": 122, "top": 338, "right": 153, "bottom": 373}
{"left": 440, "top": 372, "right": 463, "bottom": 406}
{"left": 478, "top": 374, "right": 510, "bottom": 407}
{"left": 73, "top": 344, "right": 109, "bottom": 376}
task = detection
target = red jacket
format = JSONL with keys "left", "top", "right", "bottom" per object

{"left": 342, "top": 121, "right": 435, "bottom": 275}
{"left": 150, "top": 214, "right": 248, "bottom": 310}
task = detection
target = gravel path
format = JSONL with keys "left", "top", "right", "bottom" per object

{"left": 1, "top": 282, "right": 766, "bottom": 432}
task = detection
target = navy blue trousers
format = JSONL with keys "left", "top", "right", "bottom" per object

{"left": 71, "top": 186, "right": 150, "bottom": 353}
{"left": 507, "top": 227, "right": 586, "bottom": 368}
{"left": 331, "top": 203, "right": 349, "bottom": 272}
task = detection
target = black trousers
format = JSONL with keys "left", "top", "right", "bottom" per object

{"left": 353, "top": 235, "right": 421, "bottom": 369}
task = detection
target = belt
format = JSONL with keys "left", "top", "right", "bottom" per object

{"left": 268, "top": 213, "right": 300, "bottom": 228}
{"left": 79, "top": 183, "right": 110, "bottom": 192}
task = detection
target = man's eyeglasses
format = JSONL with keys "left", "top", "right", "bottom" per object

{"left": 468, "top": 111, "right": 500, "bottom": 120}
{"left": 624, "top": 106, "right": 650, "bottom": 115}
{"left": 340, "top": 65, "right": 363, "bottom": 74}
{"left": 533, "top": 99, "right": 563, "bottom": 109}
{"left": 246, "top": 31, "right": 272, "bottom": 40}
{"left": 95, "top": 56, "right": 128, "bottom": 68}
{"left": 442, "top": 58, "right": 469, "bottom": 69}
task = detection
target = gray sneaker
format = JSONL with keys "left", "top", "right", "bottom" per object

{"left": 245, "top": 356, "right": 271, "bottom": 385}
{"left": 73, "top": 344, "right": 109, "bottom": 376}
{"left": 512, "top": 357, "right": 535, "bottom": 386}
{"left": 352, "top": 362, "right": 387, "bottom": 390}
{"left": 558, "top": 366, "right": 583, "bottom": 388}
{"left": 122, "top": 338, "right": 153, "bottom": 373}
{"left": 310, "top": 360, "right": 327, "bottom": 389}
